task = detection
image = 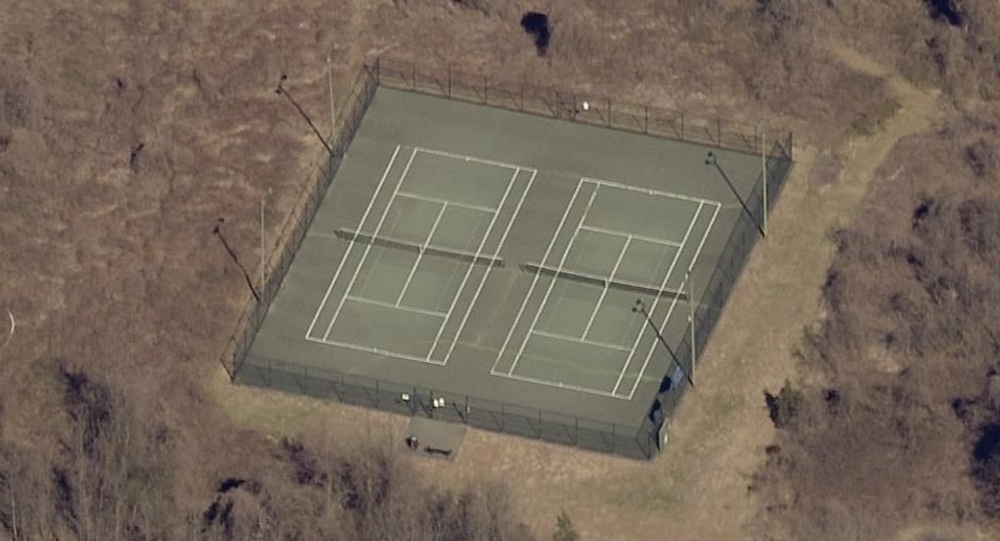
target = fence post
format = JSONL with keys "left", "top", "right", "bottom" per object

{"left": 644, "top": 106, "right": 648, "bottom": 133}
{"left": 500, "top": 402, "right": 505, "bottom": 430}
{"left": 410, "top": 61, "right": 416, "bottom": 91}
{"left": 483, "top": 74, "right": 488, "bottom": 104}
{"left": 375, "top": 379, "right": 379, "bottom": 407}
{"left": 681, "top": 113, "right": 685, "bottom": 139}
{"left": 606, "top": 98, "right": 611, "bottom": 127}
{"left": 717, "top": 118, "right": 722, "bottom": 147}
{"left": 520, "top": 83, "right": 524, "bottom": 110}
{"left": 447, "top": 65, "right": 452, "bottom": 98}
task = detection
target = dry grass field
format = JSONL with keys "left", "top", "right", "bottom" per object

{"left": 3, "top": 1, "right": 1000, "bottom": 540}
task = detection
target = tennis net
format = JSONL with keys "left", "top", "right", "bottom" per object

{"left": 335, "top": 228, "right": 505, "bottom": 267}
{"left": 521, "top": 262, "right": 688, "bottom": 301}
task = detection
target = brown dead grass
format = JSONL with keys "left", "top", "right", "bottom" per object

{"left": 4, "top": 0, "right": 1000, "bottom": 540}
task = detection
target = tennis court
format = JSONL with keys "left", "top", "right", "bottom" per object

{"left": 305, "top": 146, "right": 534, "bottom": 364}
{"left": 493, "top": 178, "right": 719, "bottom": 399}
{"left": 237, "top": 81, "right": 791, "bottom": 457}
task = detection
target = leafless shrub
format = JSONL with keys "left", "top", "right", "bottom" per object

{"left": 765, "top": 381, "right": 805, "bottom": 429}
{"left": 964, "top": 139, "right": 999, "bottom": 180}
{"left": 753, "top": 123, "right": 1000, "bottom": 539}
{"left": 971, "top": 422, "right": 1000, "bottom": 517}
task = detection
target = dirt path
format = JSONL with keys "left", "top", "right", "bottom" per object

{"left": 210, "top": 45, "right": 947, "bottom": 540}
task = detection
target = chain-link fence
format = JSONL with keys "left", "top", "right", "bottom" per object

{"left": 672, "top": 141, "right": 794, "bottom": 386}
{"left": 238, "top": 355, "right": 657, "bottom": 460}
{"left": 218, "top": 66, "right": 379, "bottom": 380}
{"left": 370, "top": 57, "right": 793, "bottom": 160}
{"left": 221, "top": 59, "right": 793, "bottom": 460}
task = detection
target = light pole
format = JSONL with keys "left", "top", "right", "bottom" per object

{"left": 686, "top": 270, "right": 696, "bottom": 385}
{"left": 633, "top": 299, "right": 694, "bottom": 388}
{"left": 260, "top": 188, "right": 272, "bottom": 295}
{"left": 761, "top": 126, "right": 768, "bottom": 237}
{"left": 213, "top": 218, "right": 261, "bottom": 303}
{"left": 276, "top": 74, "right": 334, "bottom": 157}
{"left": 328, "top": 56, "right": 336, "bottom": 139}
{"left": 706, "top": 151, "right": 765, "bottom": 237}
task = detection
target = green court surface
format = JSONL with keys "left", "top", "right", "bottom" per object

{"left": 238, "top": 85, "right": 791, "bottom": 450}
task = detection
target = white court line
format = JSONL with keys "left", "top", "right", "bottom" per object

{"left": 414, "top": 146, "right": 522, "bottom": 171}
{"left": 582, "top": 235, "right": 632, "bottom": 339}
{"left": 304, "top": 335, "right": 445, "bottom": 365}
{"left": 322, "top": 148, "right": 419, "bottom": 341}
{"left": 492, "top": 179, "right": 585, "bottom": 374}
{"left": 396, "top": 202, "right": 448, "bottom": 306}
{"left": 579, "top": 224, "right": 683, "bottom": 248}
{"left": 346, "top": 295, "right": 447, "bottom": 318}
{"left": 581, "top": 176, "right": 721, "bottom": 206}
{"left": 626, "top": 201, "right": 721, "bottom": 399}
{"left": 532, "top": 329, "right": 632, "bottom": 353}
{"left": 509, "top": 184, "right": 601, "bottom": 376}
{"left": 425, "top": 166, "right": 520, "bottom": 362}
{"left": 306, "top": 144, "right": 402, "bottom": 340}
{"left": 397, "top": 190, "right": 497, "bottom": 214}
{"left": 488, "top": 370, "right": 624, "bottom": 400}
{"left": 613, "top": 200, "right": 704, "bottom": 397}
{"left": 444, "top": 167, "right": 538, "bottom": 364}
